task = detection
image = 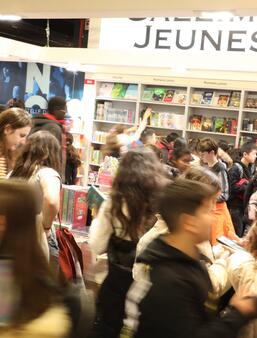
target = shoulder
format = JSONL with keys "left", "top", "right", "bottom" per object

{"left": 37, "top": 167, "right": 61, "bottom": 181}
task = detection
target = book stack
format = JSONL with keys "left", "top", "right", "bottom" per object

{"left": 142, "top": 87, "right": 187, "bottom": 104}
{"left": 189, "top": 115, "right": 237, "bottom": 134}
{"left": 92, "top": 131, "right": 108, "bottom": 143}
{"left": 239, "top": 136, "right": 257, "bottom": 146}
{"left": 190, "top": 91, "right": 241, "bottom": 108}
{"left": 98, "top": 83, "right": 138, "bottom": 100}
{"left": 150, "top": 112, "right": 184, "bottom": 129}
{"left": 60, "top": 185, "right": 88, "bottom": 229}
{"left": 91, "top": 148, "right": 104, "bottom": 165}
{"left": 95, "top": 102, "right": 135, "bottom": 123}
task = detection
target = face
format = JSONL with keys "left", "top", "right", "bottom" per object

{"left": 199, "top": 150, "right": 215, "bottom": 164}
{"left": 4, "top": 125, "right": 31, "bottom": 151}
{"left": 174, "top": 154, "right": 192, "bottom": 172}
{"left": 244, "top": 149, "right": 257, "bottom": 164}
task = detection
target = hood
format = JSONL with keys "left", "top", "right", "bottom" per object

{"left": 136, "top": 236, "right": 199, "bottom": 267}
{"left": 32, "top": 115, "right": 63, "bottom": 129}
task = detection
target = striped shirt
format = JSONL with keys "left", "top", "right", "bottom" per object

{"left": 0, "top": 155, "right": 7, "bottom": 178}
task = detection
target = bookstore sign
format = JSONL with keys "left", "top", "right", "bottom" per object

{"left": 100, "top": 17, "right": 257, "bottom": 53}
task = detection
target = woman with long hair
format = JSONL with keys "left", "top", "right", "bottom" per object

{"left": 89, "top": 147, "right": 168, "bottom": 338}
{"left": 0, "top": 108, "right": 31, "bottom": 178}
{"left": 0, "top": 180, "right": 70, "bottom": 337}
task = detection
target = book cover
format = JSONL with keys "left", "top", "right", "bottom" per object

{"left": 98, "top": 83, "right": 114, "bottom": 97}
{"left": 170, "top": 114, "right": 184, "bottom": 129}
{"left": 224, "top": 118, "right": 231, "bottom": 134}
{"left": 173, "top": 90, "right": 187, "bottom": 104}
{"left": 111, "top": 83, "right": 128, "bottom": 98}
{"left": 62, "top": 188, "right": 69, "bottom": 224}
{"left": 150, "top": 111, "right": 159, "bottom": 127}
{"left": 124, "top": 84, "right": 138, "bottom": 100}
{"left": 217, "top": 95, "right": 230, "bottom": 107}
{"left": 142, "top": 87, "right": 154, "bottom": 101}
{"left": 201, "top": 91, "right": 214, "bottom": 105}
{"left": 230, "top": 119, "right": 237, "bottom": 134}
{"left": 189, "top": 115, "right": 202, "bottom": 130}
{"left": 229, "top": 91, "right": 241, "bottom": 108}
{"left": 163, "top": 89, "right": 175, "bottom": 103}
{"left": 73, "top": 188, "right": 88, "bottom": 229}
{"left": 152, "top": 88, "right": 166, "bottom": 101}
{"left": 245, "top": 95, "right": 257, "bottom": 108}
{"left": 214, "top": 117, "right": 225, "bottom": 133}
{"left": 67, "top": 188, "right": 75, "bottom": 225}
{"left": 191, "top": 93, "right": 202, "bottom": 105}
{"left": 87, "top": 185, "right": 106, "bottom": 211}
{"left": 201, "top": 117, "right": 213, "bottom": 132}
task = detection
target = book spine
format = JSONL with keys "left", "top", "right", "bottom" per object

{"left": 62, "top": 188, "right": 69, "bottom": 224}
{"left": 73, "top": 190, "right": 88, "bottom": 229}
{"left": 67, "top": 189, "right": 75, "bottom": 225}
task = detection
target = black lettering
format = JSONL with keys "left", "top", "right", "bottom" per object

{"left": 176, "top": 30, "right": 196, "bottom": 50}
{"left": 196, "top": 17, "right": 213, "bottom": 22}
{"left": 134, "top": 25, "right": 151, "bottom": 48}
{"left": 155, "top": 29, "right": 171, "bottom": 49}
{"left": 228, "top": 30, "right": 246, "bottom": 51}
{"left": 230, "top": 16, "right": 253, "bottom": 22}
{"left": 174, "top": 17, "right": 191, "bottom": 21}
{"left": 250, "top": 31, "right": 257, "bottom": 52}
{"left": 129, "top": 18, "right": 146, "bottom": 21}
{"left": 200, "top": 30, "right": 222, "bottom": 50}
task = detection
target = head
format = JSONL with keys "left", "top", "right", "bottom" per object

{"left": 218, "top": 140, "right": 230, "bottom": 153}
{"left": 0, "top": 180, "right": 58, "bottom": 325}
{"left": 146, "top": 144, "right": 163, "bottom": 162}
{"left": 173, "top": 137, "right": 187, "bottom": 151}
{"left": 48, "top": 96, "right": 67, "bottom": 120}
{"left": 172, "top": 148, "right": 192, "bottom": 173}
{"left": 102, "top": 125, "right": 128, "bottom": 158}
{"left": 197, "top": 138, "right": 218, "bottom": 165}
{"left": 6, "top": 98, "right": 25, "bottom": 110}
{"left": 245, "top": 223, "right": 257, "bottom": 258}
{"left": 188, "top": 138, "right": 200, "bottom": 156}
{"left": 140, "top": 128, "right": 156, "bottom": 146}
{"left": 158, "top": 179, "right": 215, "bottom": 244}
{"left": 166, "top": 132, "right": 179, "bottom": 147}
{"left": 111, "top": 147, "right": 169, "bottom": 241}
{"left": 0, "top": 108, "right": 31, "bottom": 152}
{"left": 11, "top": 131, "right": 61, "bottom": 179}
{"left": 240, "top": 142, "right": 257, "bottom": 165}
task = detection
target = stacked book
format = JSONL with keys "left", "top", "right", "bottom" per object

{"left": 189, "top": 115, "right": 237, "bottom": 134}
{"left": 98, "top": 83, "right": 138, "bottom": 100}
{"left": 142, "top": 87, "right": 187, "bottom": 104}
{"left": 190, "top": 90, "right": 241, "bottom": 108}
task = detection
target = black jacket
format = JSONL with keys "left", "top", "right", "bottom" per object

{"left": 127, "top": 237, "right": 249, "bottom": 338}
{"left": 228, "top": 161, "right": 255, "bottom": 209}
{"left": 31, "top": 115, "right": 63, "bottom": 145}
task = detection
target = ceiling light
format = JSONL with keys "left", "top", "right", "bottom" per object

{"left": 201, "top": 11, "right": 234, "bottom": 19}
{"left": 0, "top": 15, "right": 22, "bottom": 21}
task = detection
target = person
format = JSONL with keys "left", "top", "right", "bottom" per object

{"left": 0, "top": 108, "right": 31, "bottom": 178}
{"left": 228, "top": 142, "right": 256, "bottom": 237}
{"left": 156, "top": 131, "right": 179, "bottom": 163}
{"left": 246, "top": 173, "right": 257, "bottom": 223}
{"left": 6, "top": 98, "right": 25, "bottom": 109}
{"left": 0, "top": 180, "right": 71, "bottom": 337}
{"left": 140, "top": 128, "right": 156, "bottom": 146}
{"left": 124, "top": 180, "right": 257, "bottom": 338}
{"left": 10, "top": 131, "right": 61, "bottom": 270}
{"left": 198, "top": 138, "right": 236, "bottom": 244}
{"left": 169, "top": 147, "right": 193, "bottom": 177}
{"left": 65, "top": 132, "right": 81, "bottom": 185}
{"left": 89, "top": 148, "right": 168, "bottom": 338}
{"left": 31, "top": 96, "right": 67, "bottom": 179}
{"left": 188, "top": 138, "right": 201, "bottom": 166}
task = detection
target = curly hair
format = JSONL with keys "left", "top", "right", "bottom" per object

{"left": 245, "top": 223, "right": 257, "bottom": 258}
{"left": 110, "top": 147, "right": 168, "bottom": 242}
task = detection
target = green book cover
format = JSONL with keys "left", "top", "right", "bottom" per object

{"left": 142, "top": 87, "right": 154, "bottom": 101}
{"left": 152, "top": 88, "right": 166, "bottom": 101}
{"left": 87, "top": 186, "right": 106, "bottom": 210}
{"left": 111, "top": 83, "right": 128, "bottom": 98}
{"left": 62, "top": 188, "right": 69, "bottom": 224}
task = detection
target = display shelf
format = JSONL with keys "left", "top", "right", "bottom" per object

{"left": 96, "top": 96, "right": 137, "bottom": 103}
{"left": 186, "top": 129, "right": 237, "bottom": 137}
{"left": 242, "top": 108, "right": 257, "bottom": 113}
{"left": 189, "top": 104, "right": 239, "bottom": 111}
{"left": 93, "top": 119, "right": 135, "bottom": 125}
{"left": 146, "top": 125, "right": 183, "bottom": 131}
{"left": 140, "top": 100, "right": 185, "bottom": 107}
{"left": 240, "top": 130, "right": 257, "bottom": 135}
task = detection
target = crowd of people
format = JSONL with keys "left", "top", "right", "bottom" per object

{"left": 2, "top": 98, "right": 257, "bottom": 338}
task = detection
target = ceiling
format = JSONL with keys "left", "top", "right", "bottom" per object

{"left": 0, "top": 0, "right": 257, "bottom": 18}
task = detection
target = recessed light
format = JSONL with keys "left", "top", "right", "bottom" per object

{"left": 0, "top": 15, "right": 22, "bottom": 21}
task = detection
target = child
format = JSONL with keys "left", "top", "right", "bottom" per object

{"left": 124, "top": 180, "right": 257, "bottom": 338}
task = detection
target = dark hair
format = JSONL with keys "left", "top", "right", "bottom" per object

{"left": 198, "top": 138, "right": 218, "bottom": 155}
{"left": 6, "top": 98, "right": 25, "bottom": 110}
{"left": 11, "top": 131, "right": 61, "bottom": 179}
{"left": 66, "top": 132, "right": 81, "bottom": 167}
{"left": 0, "top": 180, "right": 60, "bottom": 325}
{"left": 166, "top": 132, "right": 179, "bottom": 144}
{"left": 0, "top": 108, "right": 31, "bottom": 141}
{"left": 172, "top": 147, "right": 191, "bottom": 161}
{"left": 140, "top": 128, "right": 155, "bottom": 145}
{"left": 181, "top": 166, "right": 221, "bottom": 193}
{"left": 218, "top": 140, "right": 230, "bottom": 153}
{"left": 110, "top": 148, "right": 168, "bottom": 241}
{"left": 188, "top": 138, "right": 200, "bottom": 153}
{"left": 48, "top": 96, "right": 66, "bottom": 115}
{"left": 173, "top": 137, "right": 187, "bottom": 151}
{"left": 146, "top": 144, "right": 163, "bottom": 161}
{"left": 158, "top": 179, "right": 215, "bottom": 232}
{"left": 240, "top": 142, "right": 256, "bottom": 156}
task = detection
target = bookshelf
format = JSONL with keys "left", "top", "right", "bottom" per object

{"left": 82, "top": 79, "right": 257, "bottom": 185}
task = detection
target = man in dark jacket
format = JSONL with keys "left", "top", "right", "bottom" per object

{"left": 228, "top": 142, "right": 256, "bottom": 236}
{"left": 155, "top": 132, "right": 179, "bottom": 163}
{"left": 124, "top": 180, "right": 257, "bottom": 338}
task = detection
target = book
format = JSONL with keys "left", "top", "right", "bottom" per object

{"left": 201, "top": 91, "right": 214, "bottom": 105}
{"left": 217, "top": 94, "right": 230, "bottom": 107}
{"left": 98, "top": 83, "right": 114, "bottom": 97}
{"left": 191, "top": 92, "right": 202, "bottom": 105}
{"left": 214, "top": 117, "right": 225, "bottom": 133}
{"left": 152, "top": 88, "right": 166, "bottom": 101}
{"left": 189, "top": 115, "right": 202, "bottom": 130}
{"left": 111, "top": 83, "right": 128, "bottom": 98}
{"left": 173, "top": 90, "right": 187, "bottom": 104}
{"left": 62, "top": 188, "right": 69, "bottom": 223}
{"left": 229, "top": 91, "right": 241, "bottom": 108}
{"left": 163, "top": 89, "right": 175, "bottom": 103}
{"left": 124, "top": 84, "right": 138, "bottom": 100}
{"left": 201, "top": 117, "right": 213, "bottom": 131}
{"left": 72, "top": 188, "right": 88, "bottom": 229}
{"left": 230, "top": 119, "right": 237, "bottom": 134}
{"left": 142, "top": 87, "right": 154, "bottom": 101}
{"left": 67, "top": 188, "right": 75, "bottom": 225}
{"left": 87, "top": 185, "right": 106, "bottom": 211}
{"left": 245, "top": 95, "right": 257, "bottom": 108}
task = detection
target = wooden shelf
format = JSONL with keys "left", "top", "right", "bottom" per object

{"left": 140, "top": 100, "right": 185, "bottom": 107}
{"left": 96, "top": 97, "right": 137, "bottom": 103}
{"left": 93, "top": 119, "right": 135, "bottom": 126}
{"left": 186, "top": 129, "right": 236, "bottom": 137}
{"left": 146, "top": 125, "right": 183, "bottom": 131}
{"left": 189, "top": 104, "right": 239, "bottom": 111}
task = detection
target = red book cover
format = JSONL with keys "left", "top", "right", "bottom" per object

{"left": 231, "top": 119, "right": 237, "bottom": 134}
{"left": 72, "top": 189, "right": 88, "bottom": 229}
